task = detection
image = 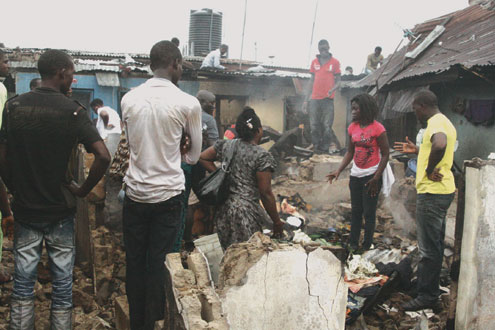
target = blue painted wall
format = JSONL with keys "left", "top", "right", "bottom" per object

{"left": 15, "top": 72, "right": 200, "bottom": 119}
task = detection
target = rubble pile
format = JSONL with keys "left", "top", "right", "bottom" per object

{"left": 0, "top": 226, "right": 127, "bottom": 330}
{"left": 0, "top": 154, "right": 457, "bottom": 330}
{"left": 269, "top": 155, "right": 456, "bottom": 330}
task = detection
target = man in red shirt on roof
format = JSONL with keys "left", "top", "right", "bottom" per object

{"left": 303, "top": 39, "right": 342, "bottom": 154}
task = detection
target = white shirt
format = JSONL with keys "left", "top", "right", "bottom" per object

{"left": 96, "top": 106, "right": 121, "bottom": 139}
{"left": 200, "top": 49, "right": 225, "bottom": 69}
{"left": 121, "top": 78, "right": 202, "bottom": 203}
{"left": 0, "top": 83, "right": 7, "bottom": 128}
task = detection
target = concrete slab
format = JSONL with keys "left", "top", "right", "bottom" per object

{"left": 220, "top": 239, "right": 347, "bottom": 330}
{"left": 456, "top": 163, "right": 495, "bottom": 329}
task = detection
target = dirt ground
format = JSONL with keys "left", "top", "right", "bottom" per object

{"left": 0, "top": 227, "right": 126, "bottom": 330}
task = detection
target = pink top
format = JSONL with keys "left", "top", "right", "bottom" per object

{"left": 348, "top": 120, "right": 386, "bottom": 169}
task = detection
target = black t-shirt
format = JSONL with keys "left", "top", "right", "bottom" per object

{"left": 0, "top": 87, "right": 102, "bottom": 223}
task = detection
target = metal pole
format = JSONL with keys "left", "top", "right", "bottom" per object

{"left": 239, "top": 0, "right": 248, "bottom": 70}
{"left": 308, "top": 0, "right": 319, "bottom": 65}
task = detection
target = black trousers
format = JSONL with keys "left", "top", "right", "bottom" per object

{"left": 349, "top": 175, "right": 381, "bottom": 250}
{"left": 416, "top": 193, "right": 454, "bottom": 303}
{"left": 123, "top": 194, "right": 183, "bottom": 330}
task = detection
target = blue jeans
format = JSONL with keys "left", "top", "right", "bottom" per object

{"left": 12, "top": 216, "right": 75, "bottom": 309}
{"left": 309, "top": 98, "right": 340, "bottom": 152}
{"left": 123, "top": 194, "right": 183, "bottom": 330}
{"left": 416, "top": 193, "right": 454, "bottom": 303}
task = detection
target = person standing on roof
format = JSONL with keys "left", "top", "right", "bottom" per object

{"left": 200, "top": 44, "right": 228, "bottom": 70}
{"left": 303, "top": 39, "right": 342, "bottom": 154}
{"left": 90, "top": 98, "right": 122, "bottom": 158}
{"left": 365, "top": 46, "right": 384, "bottom": 73}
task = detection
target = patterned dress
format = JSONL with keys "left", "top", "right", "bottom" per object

{"left": 213, "top": 139, "right": 277, "bottom": 249}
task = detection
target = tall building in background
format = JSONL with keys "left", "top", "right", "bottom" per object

{"left": 189, "top": 9, "right": 223, "bottom": 57}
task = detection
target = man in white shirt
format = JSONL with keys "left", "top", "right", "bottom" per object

{"left": 200, "top": 44, "right": 228, "bottom": 70}
{"left": 0, "top": 50, "right": 8, "bottom": 118}
{"left": 121, "top": 40, "right": 202, "bottom": 330}
{"left": 90, "top": 99, "right": 122, "bottom": 158}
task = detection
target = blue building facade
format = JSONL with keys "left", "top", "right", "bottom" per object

{"left": 15, "top": 71, "right": 200, "bottom": 119}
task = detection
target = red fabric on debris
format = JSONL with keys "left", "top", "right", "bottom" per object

{"left": 345, "top": 274, "right": 389, "bottom": 293}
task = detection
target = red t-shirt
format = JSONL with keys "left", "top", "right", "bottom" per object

{"left": 348, "top": 120, "right": 386, "bottom": 169}
{"left": 310, "top": 56, "right": 341, "bottom": 100}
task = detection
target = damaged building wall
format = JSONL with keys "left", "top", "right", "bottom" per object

{"left": 456, "top": 162, "right": 495, "bottom": 329}
{"left": 335, "top": 91, "right": 349, "bottom": 148}
{"left": 432, "top": 82, "right": 495, "bottom": 165}
{"left": 199, "top": 79, "right": 297, "bottom": 133}
{"left": 335, "top": 86, "right": 366, "bottom": 148}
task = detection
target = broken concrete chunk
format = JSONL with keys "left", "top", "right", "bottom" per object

{"left": 164, "top": 253, "right": 229, "bottom": 330}
{"left": 187, "top": 252, "right": 211, "bottom": 288}
{"left": 219, "top": 234, "right": 347, "bottom": 330}
{"left": 166, "top": 253, "right": 196, "bottom": 289}
{"left": 115, "top": 296, "right": 130, "bottom": 330}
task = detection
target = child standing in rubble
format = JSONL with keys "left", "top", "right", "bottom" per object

{"left": 327, "top": 94, "right": 390, "bottom": 252}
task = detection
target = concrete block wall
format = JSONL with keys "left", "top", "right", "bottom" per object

{"left": 164, "top": 252, "right": 228, "bottom": 330}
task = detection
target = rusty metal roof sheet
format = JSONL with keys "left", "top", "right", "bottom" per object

{"left": 355, "top": 1, "right": 495, "bottom": 89}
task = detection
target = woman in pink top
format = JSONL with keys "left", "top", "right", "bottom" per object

{"left": 327, "top": 94, "right": 390, "bottom": 251}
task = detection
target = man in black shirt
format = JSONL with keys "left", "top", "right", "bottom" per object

{"left": 0, "top": 49, "right": 110, "bottom": 330}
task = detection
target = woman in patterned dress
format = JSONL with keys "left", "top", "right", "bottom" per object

{"left": 199, "top": 107, "right": 284, "bottom": 249}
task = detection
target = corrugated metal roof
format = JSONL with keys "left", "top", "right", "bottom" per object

{"left": 4, "top": 47, "right": 308, "bottom": 79}
{"left": 8, "top": 60, "right": 151, "bottom": 74}
{"left": 8, "top": 60, "right": 305, "bottom": 80}
{"left": 197, "top": 68, "right": 310, "bottom": 79}
{"left": 354, "top": 1, "right": 495, "bottom": 89}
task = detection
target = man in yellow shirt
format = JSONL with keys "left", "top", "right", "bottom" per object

{"left": 396, "top": 90, "right": 456, "bottom": 311}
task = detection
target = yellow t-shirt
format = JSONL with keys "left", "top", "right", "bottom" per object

{"left": 0, "top": 83, "right": 7, "bottom": 128}
{"left": 416, "top": 113, "right": 456, "bottom": 194}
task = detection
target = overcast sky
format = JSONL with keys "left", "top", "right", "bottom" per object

{"left": 3, "top": 0, "right": 468, "bottom": 73}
